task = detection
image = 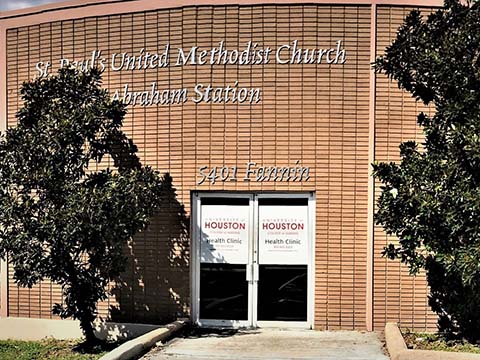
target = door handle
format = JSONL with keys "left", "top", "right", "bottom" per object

{"left": 246, "top": 264, "right": 259, "bottom": 282}
{"left": 246, "top": 264, "right": 253, "bottom": 281}
{"left": 252, "top": 264, "right": 259, "bottom": 281}
{"left": 253, "top": 263, "right": 259, "bottom": 282}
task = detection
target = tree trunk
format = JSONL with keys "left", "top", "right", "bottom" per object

{"left": 80, "top": 316, "right": 98, "bottom": 345}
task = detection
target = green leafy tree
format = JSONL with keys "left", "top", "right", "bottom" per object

{"left": 0, "top": 67, "right": 164, "bottom": 344}
{"left": 374, "top": 0, "right": 480, "bottom": 342}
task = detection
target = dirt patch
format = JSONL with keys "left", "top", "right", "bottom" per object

{"left": 402, "top": 329, "right": 480, "bottom": 354}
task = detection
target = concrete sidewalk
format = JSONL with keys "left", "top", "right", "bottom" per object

{"left": 142, "top": 328, "right": 390, "bottom": 360}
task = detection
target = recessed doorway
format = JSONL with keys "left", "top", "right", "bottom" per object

{"left": 191, "top": 193, "right": 315, "bottom": 329}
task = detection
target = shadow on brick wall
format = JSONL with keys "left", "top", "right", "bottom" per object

{"left": 108, "top": 173, "right": 190, "bottom": 325}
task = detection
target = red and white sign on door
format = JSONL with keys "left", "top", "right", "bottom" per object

{"left": 200, "top": 204, "right": 249, "bottom": 264}
{"left": 258, "top": 205, "right": 308, "bottom": 265}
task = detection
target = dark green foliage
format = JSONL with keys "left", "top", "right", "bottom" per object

{"left": 374, "top": 0, "right": 480, "bottom": 343}
{"left": 0, "top": 68, "right": 164, "bottom": 343}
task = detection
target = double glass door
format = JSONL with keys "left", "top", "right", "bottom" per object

{"left": 192, "top": 193, "right": 313, "bottom": 328}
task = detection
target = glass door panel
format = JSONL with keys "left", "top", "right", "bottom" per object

{"left": 256, "top": 197, "right": 309, "bottom": 326}
{"left": 200, "top": 263, "right": 248, "bottom": 320}
{"left": 198, "top": 196, "right": 252, "bottom": 326}
{"left": 257, "top": 265, "right": 307, "bottom": 321}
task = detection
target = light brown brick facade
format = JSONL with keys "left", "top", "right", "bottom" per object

{"left": 0, "top": 0, "right": 441, "bottom": 331}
